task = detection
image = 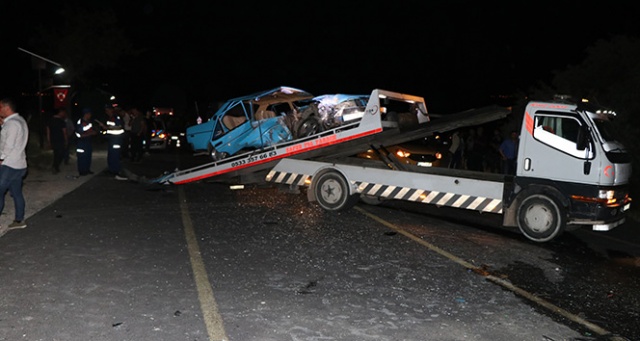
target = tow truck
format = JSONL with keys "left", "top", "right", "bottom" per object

{"left": 265, "top": 93, "right": 632, "bottom": 242}
{"left": 155, "top": 89, "right": 631, "bottom": 242}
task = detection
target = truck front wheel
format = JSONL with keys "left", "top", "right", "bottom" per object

{"left": 313, "top": 171, "right": 358, "bottom": 211}
{"left": 517, "top": 194, "right": 565, "bottom": 242}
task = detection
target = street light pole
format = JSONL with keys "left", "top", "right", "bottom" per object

{"left": 18, "top": 47, "right": 66, "bottom": 148}
{"left": 18, "top": 47, "right": 65, "bottom": 72}
{"left": 18, "top": 47, "right": 65, "bottom": 113}
{"left": 38, "top": 67, "right": 42, "bottom": 121}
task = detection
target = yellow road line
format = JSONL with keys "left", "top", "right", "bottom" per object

{"left": 179, "top": 187, "right": 228, "bottom": 341}
{"left": 355, "top": 206, "right": 617, "bottom": 338}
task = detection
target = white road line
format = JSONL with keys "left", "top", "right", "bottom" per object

{"left": 179, "top": 187, "right": 228, "bottom": 341}
{"left": 355, "top": 206, "right": 615, "bottom": 338}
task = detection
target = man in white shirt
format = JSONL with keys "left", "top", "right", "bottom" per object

{"left": 0, "top": 98, "right": 29, "bottom": 230}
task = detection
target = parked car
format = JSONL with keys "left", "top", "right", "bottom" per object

{"left": 356, "top": 134, "right": 449, "bottom": 168}
{"left": 163, "top": 115, "right": 187, "bottom": 149}
{"left": 293, "top": 94, "right": 369, "bottom": 138}
{"left": 145, "top": 115, "right": 187, "bottom": 150}
{"left": 147, "top": 116, "right": 169, "bottom": 150}
{"left": 186, "top": 86, "right": 314, "bottom": 160}
{"left": 153, "top": 107, "right": 174, "bottom": 116}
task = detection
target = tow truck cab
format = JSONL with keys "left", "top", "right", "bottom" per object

{"left": 505, "top": 98, "right": 632, "bottom": 235}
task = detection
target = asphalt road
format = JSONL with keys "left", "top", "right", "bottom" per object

{"left": 0, "top": 148, "right": 638, "bottom": 341}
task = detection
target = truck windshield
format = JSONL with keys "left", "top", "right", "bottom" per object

{"left": 592, "top": 118, "right": 617, "bottom": 142}
{"left": 592, "top": 116, "right": 632, "bottom": 163}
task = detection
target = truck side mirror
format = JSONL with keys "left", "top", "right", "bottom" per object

{"left": 576, "top": 125, "right": 590, "bottom": 151}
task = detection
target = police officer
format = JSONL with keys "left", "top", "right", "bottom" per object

{"left": 76, "top": 108, "right": 97, "bottom": 176}
{"left": 100, "top": 105, "right": 127, "bottom": 180}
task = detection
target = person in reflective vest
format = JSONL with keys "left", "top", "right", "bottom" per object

{"left": 75, "top": 108, "right": 97, "bottom": 176}
{"left": 99, "top": 105, "right": 127, "bottom": 180}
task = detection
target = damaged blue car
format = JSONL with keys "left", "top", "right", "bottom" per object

{"left": 186, "top": 86, "right": 314, "bottom": 160}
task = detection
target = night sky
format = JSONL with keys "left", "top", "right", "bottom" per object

{"left": 3, "top": 1, "right": 640, "bottom": 115}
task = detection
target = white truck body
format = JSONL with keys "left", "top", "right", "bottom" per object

{"left": 266, "top": 95, "right": 632, "bottom": 242}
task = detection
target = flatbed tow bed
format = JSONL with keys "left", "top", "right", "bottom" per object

{"left": 153, "top": 89, "right": 509, "bottom": 185}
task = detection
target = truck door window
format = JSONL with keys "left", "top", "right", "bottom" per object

{"left": 533, "top": 114, "right": 593, "bottom": 159}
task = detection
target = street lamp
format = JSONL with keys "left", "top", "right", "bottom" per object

{"left": 18, "top": 47, "right": 65, "bottom": 74}
{"left": 18, "top": 47, "right": 65, "bottom": 114}
{"left": 18, "top": 47, "right": 66, "bottom": 148}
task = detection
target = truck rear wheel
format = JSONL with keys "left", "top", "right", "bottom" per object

{"left": 517, "top": 194, "right": 565, "bottom": 242}
{"left": 313, "top": 171, "right": 358, "bottom": 211}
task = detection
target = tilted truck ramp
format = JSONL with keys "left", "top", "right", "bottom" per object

{"left": 153, "top": 89, "right": 510, "bottom": 185}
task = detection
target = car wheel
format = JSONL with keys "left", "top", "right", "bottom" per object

{"left": 208, "top": 144, "right": 228, "bottom": 161}
{"left": 313, "top": 171, "right": 358, "bottom": 211}
{"left": 517, "top": 194, "right": 565, "bottom": 242}
{"left": 295, "top": 116, "right": 323, "bottom": 138}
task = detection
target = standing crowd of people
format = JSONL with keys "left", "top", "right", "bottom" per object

{"left": 447, "top": 125, "right": 520, "bottom": 175}
{"left": 0, "top": 97, "right": 160, "bottom": 232}
{"left": 46, "top": 104, "right": 156, "bottom": 180}
{"left": 0, "top": 98, "right": 162, "bottom": 230}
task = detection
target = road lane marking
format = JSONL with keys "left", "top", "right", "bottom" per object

{"left": 355, "top": 206, "right": 618, "bottom": 339}
{"left": 179, "top": 187, "right": 228, "bottom": 341}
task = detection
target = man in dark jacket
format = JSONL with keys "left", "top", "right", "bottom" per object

{"left": 46, "top": 107, "right": 68, "bottom": 174}
{"left": 129, "top": 107, "right": 147, "bottom": 162}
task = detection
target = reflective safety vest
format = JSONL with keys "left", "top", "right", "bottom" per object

{"left": 76, "top": 118, "right": 94, "bottom": 138}
{"left": 105, "top": 115, "right": 125, "bottom": 135}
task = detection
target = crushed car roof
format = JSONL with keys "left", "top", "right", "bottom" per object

{"left": 231, "top": 86, "right": 314, "bottom": 104}
{"left": 311, "top": 94, "right": 368, "bottom": 103}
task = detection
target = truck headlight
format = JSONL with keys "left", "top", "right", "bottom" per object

{"left": 572, "top": 189, "right": 619, "bottom": 206}
{"left": 598, "top": 189, "right": 615, "bottom": 200}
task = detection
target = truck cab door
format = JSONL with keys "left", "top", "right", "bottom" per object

{"left": 518, "top": 110, "right": 598, "bottom": 184}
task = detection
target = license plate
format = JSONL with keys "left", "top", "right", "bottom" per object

{"left": 417, "top": 162, "right": 433, "bottom": 167}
